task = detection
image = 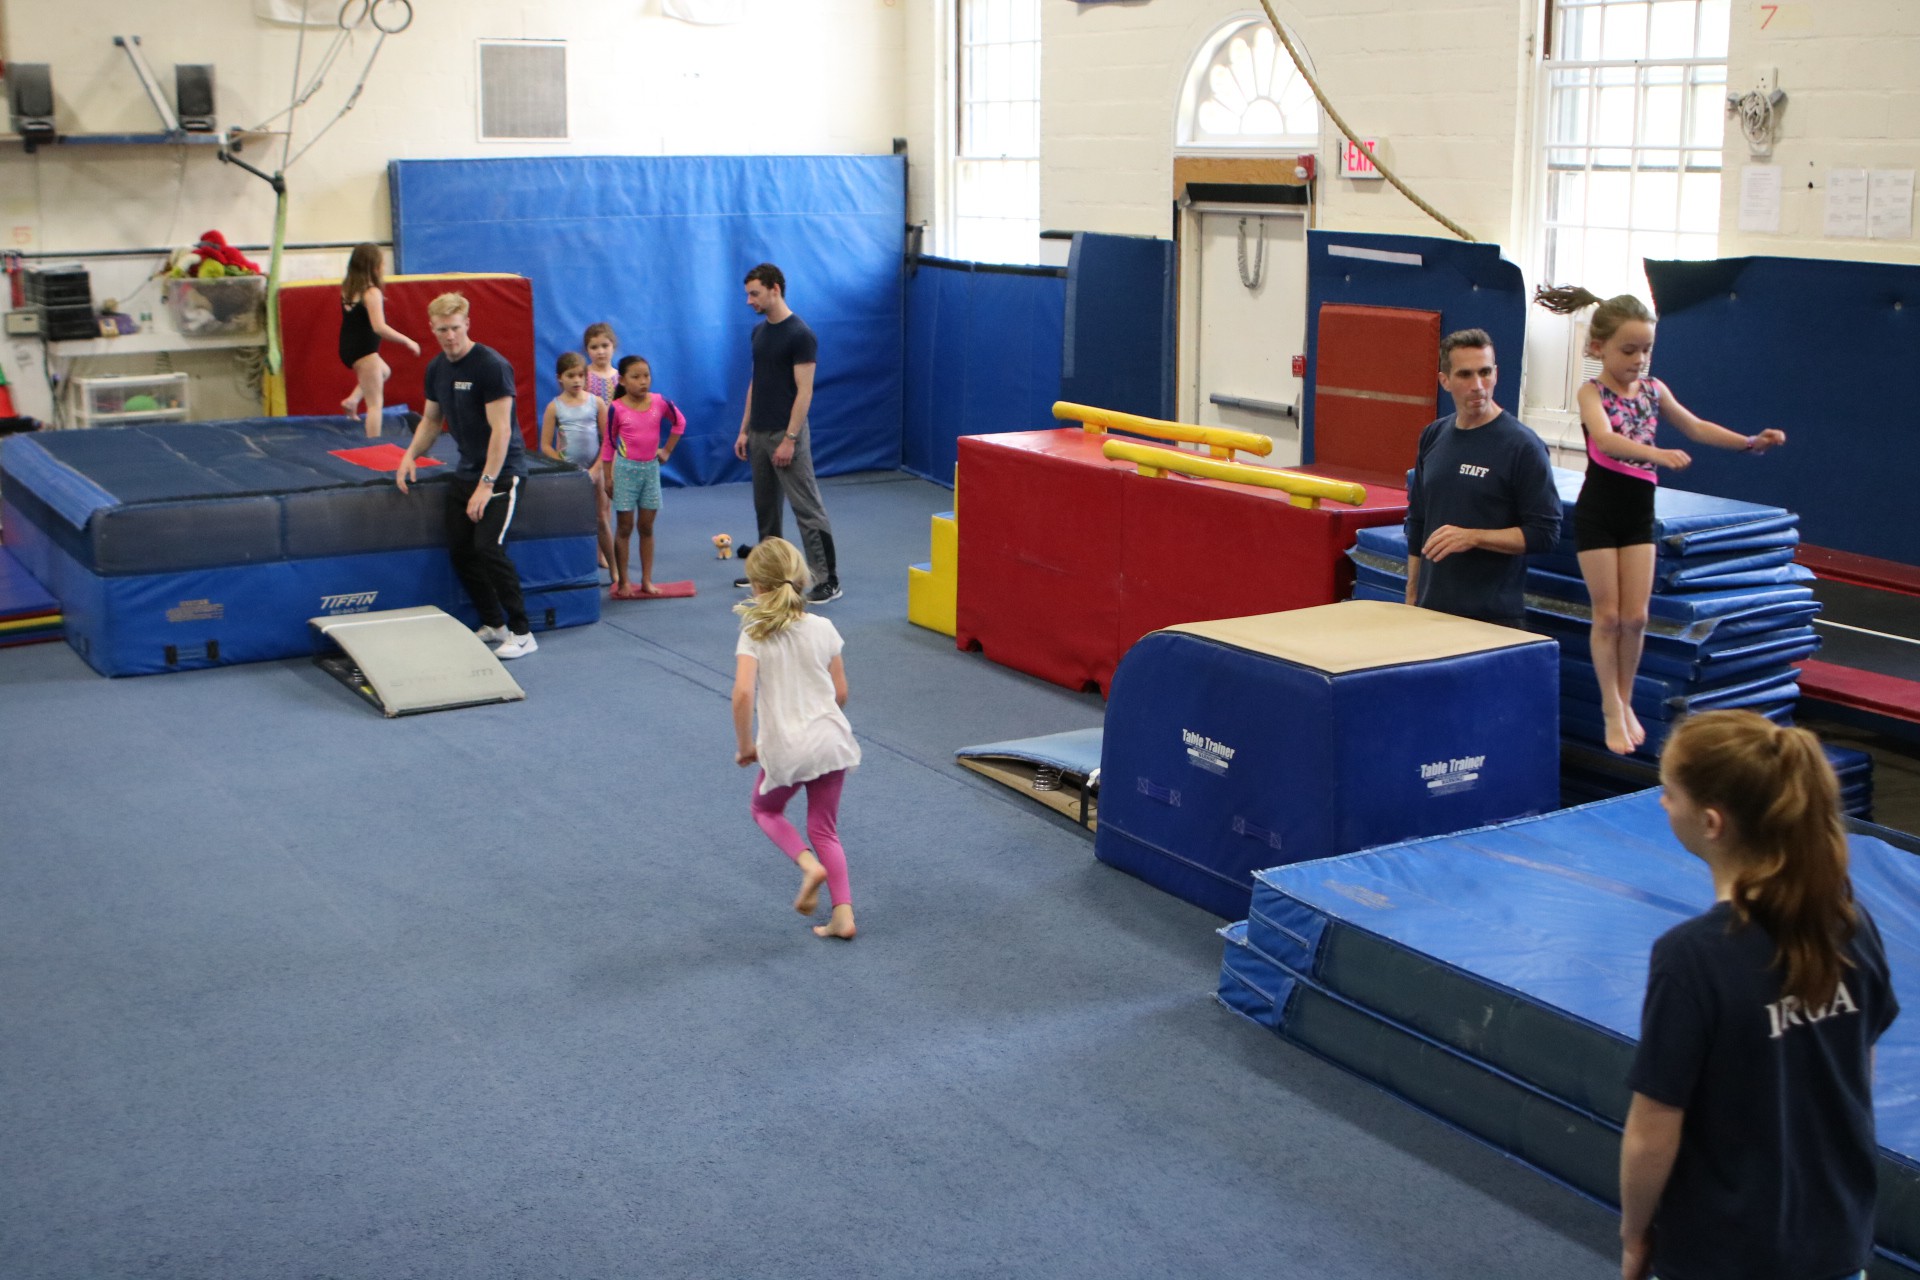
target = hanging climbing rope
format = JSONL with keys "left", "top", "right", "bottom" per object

{"left": 1253, "top": 0, "right": 1476, "bottom": 243}
{"left": 221, "top": 0, "right": 414, "bottom": 378}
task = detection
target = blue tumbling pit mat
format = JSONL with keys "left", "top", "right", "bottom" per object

{"left": 1235, "top": 789, "right": 1920, "bottom": 1268}
{"left": 0, "top": 418, "right": 599, "bottom": 676}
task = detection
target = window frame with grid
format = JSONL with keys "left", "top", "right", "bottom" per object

{"left": 1537, "top": 0, "right": 1729, "bottom": 304}
{"left": 950, "top": 0, "right": 1041, "bottom": 265}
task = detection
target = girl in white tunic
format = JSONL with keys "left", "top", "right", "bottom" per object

{"left": 731, "top": 538, "right": 861, "bottom": 939}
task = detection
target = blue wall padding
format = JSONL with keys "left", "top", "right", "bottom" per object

{"left": 902, "top": 259, "right": 1065, "bottom": 486}
{"left": 389, "top": 155, "right": 907, "bottom": 488}
{"left": 1061, "top": 232, "right": 1176, "bottom": 420}
{"left": 1304, "top": 231, "right": 1528, "bottom": 462}
{"left": 1645, "top": 255, "right": 1920, "bottom": 566}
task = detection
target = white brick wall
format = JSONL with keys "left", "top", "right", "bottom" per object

{"left": 1720, "top": 0, "right": 1920, "bottom": 264}
{"left": 1041, "top": 0, "right": 1532, "bottom": 245}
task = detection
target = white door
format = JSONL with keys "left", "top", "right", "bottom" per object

{"left": 1189, "top": 209, "right": 1308, "bottom": 466}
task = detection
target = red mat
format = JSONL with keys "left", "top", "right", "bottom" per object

{"left": 330, "top": 444, "right": 443, "bottom": 472}
{"left": 1312, "top": 303, "right": 1441, "bottom": 486}
{"left": 277, "top": 273, "right": 539, "bottom": 448}
{"left": 956, "top": 429, "right": 1408, "bottom": 695}
{"left": 1798, "top": 658, "right": 1920, "bottom": 726}
{"left": 612, "top": 581, "right": 697, "bottom": 599}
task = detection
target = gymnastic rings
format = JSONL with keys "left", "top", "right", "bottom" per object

{"left": 370, "top": 0, "right": 413, "bottom": 34}
{"left": 336, "top": 0, "right": 370, "bottom": 29}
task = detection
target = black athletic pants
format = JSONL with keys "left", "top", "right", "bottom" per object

{"left": 446, "top": 473, "right": 528, "bottom": 634}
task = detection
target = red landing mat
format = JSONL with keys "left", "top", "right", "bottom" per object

{"left": 330, "top": 444, "right": 443, "bottom": 472}
{"left": 611, "top": 581, "right": 697, "bottom": 600}
{"left": 278, "top": 273, "right": 539, "bottom": 448}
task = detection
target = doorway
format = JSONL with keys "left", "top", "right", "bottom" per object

{"left": 1180, "top": 206, "right": 1308, "bottom": 466}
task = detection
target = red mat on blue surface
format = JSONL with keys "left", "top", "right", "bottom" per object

{"left": 611, "top": 581, "right": 696, "bottom": 599}
{"left": 330, "top": 444, "right": 443, "bottom": 472}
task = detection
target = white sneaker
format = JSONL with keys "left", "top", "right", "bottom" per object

{"left": 474, "top": 624, "right": 509, "bottom": 644}
{"left": 494, "top": 632, "right": 538, "bottom": 660}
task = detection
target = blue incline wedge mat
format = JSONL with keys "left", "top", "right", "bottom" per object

{"left": 1095, "top": 603, "right": 1559, "bottom": 918}
{"left": 1238, "top": 789, "right": 1920, "bottom": 1266}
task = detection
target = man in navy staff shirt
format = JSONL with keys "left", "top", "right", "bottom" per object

{"left": 1403, "top": 329, "right": 1563, "bottom": 629}
{"left": 732, "top": 262, "right": 840, "bottom": 604}
{"left": 395, "top": 291, "right": 537, "bottom": 659}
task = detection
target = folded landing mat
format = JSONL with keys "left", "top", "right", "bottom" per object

{"left": 955, "top": 727, "right": 1103, "bottom": 830}
{"left": 1238, "top": 789, "right": 1920, "bottom": 1267}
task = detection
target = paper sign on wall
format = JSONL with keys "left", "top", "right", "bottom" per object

{"left": 1870, "top": 171, "right": 1915, "bottom": 241}
{"left": 1739, "top": 165, "right": 1781, "bottom": 233}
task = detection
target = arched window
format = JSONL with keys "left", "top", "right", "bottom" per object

{"left": 1177, "top": 16, "right": 1320, "bottom": 151}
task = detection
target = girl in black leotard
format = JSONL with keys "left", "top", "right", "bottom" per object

{"left": 339, "top": 243, "right": 420, "bottom": 439}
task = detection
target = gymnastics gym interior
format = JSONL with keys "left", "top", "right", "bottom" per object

{"left": 3, "top": 3, "right": 1920, "bottom": 1277}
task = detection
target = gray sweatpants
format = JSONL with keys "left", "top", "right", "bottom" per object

{"left": 747, "top": 429, "right": 836, "bottom": 586}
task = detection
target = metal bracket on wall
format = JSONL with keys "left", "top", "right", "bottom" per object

{"left": 113, "top": 36, "right": 181, "bottom": 134}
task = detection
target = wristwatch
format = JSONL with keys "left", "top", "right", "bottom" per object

{"left": 479, "top": 472, "right": 497, "bottom": 484}
{"left": 784, "top": 432, "right": 799, "bottom": 441}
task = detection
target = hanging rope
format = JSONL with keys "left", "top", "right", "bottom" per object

{"left": 1253, "top": 0, "right": 1476, "bottom": 243}
{"left": 222, "top": 0, "right": 412, "bottom": 380}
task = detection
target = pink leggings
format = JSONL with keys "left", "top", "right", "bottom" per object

{"left": 750, "top": 769, "right": 851, "bottom": 907}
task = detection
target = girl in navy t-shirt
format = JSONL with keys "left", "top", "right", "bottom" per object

{"left": 1624, "top": 710, "right": 1898, "bottom": 1280}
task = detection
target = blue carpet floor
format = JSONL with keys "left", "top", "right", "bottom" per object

{"left": 0, "top": 472, "right": 1618, "bottom": 1278}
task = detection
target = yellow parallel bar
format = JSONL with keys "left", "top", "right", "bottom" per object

{"left": 1100, "top": 439, "right": 1368, "bottom": 510}
{"left": 1052, "top": 401, "right": 1272, "bottom": 458}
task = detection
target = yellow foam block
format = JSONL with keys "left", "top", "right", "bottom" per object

{"left": 908, "top": 563, "right": 956, "bottom": 637}
{"left": 930, "top": 513, "right": 957, "bottom": 578}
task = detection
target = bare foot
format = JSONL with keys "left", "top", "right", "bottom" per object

{"left": 813, "top": 905, "right": 856, "bottom": 941}
{"left": 341, "top": 392, "right": 362, "bottom": 413}
{"left": 1603, "top": 715, "right": 1634, "bottom": 756}
{"left": 1625, "top": 708, "right": 1648, "bottom": 748}
{"left": 637, "top": 582, "right": 662, "bottom": 597}
{"left": 794, "top": 851, "right": 827, "bottom": 915}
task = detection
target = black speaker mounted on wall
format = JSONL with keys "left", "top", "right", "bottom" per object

{"left": 7, "top": 63, "right": 56, "bottom": 141}
{"left": 174, "top": 64, "right": 215, "bottom": 133}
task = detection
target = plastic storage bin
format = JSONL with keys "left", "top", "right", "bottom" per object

{"left": 164, "top": 274, "right": 266, "bottom": 338}
{"left": 75, "top": 372, "right": 191, "bottom": 427}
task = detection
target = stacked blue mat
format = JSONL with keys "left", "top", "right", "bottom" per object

{"left": 1216, "top": 790, "right": 1920, "bottom": 1274}
{"left": 1347, "top": 469, "right": 1874, "bottom": 816}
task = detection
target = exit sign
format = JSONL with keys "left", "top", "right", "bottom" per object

{"left": 1341, "top": 139, "right": 1384, "bottom": 180}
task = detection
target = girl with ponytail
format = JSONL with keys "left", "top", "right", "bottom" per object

{"left": 730, "top": 537, "right": 861, "bottom": 939}
{"left": 1621, "top": 710, "right": 1898, "bottom": 1280}
{"left": 1533, "top": 285, "right": 1786, "bottom": 755}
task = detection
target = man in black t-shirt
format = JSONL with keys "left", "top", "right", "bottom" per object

{"left": 1403, "top": 329, "right": 1562, "bottom": 628}
{"left": 395, "top": 292, "right": 536, "bottom": 658}
{"left": 732, "top": 263, "right": 839, "bottom": 604}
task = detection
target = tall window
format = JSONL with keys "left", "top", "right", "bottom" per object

{"left": 1540, "top": 0, "right": 1729, "bottom": 300}
{"left": 953, "top": 0, "right": 1040, "bottom": 264}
